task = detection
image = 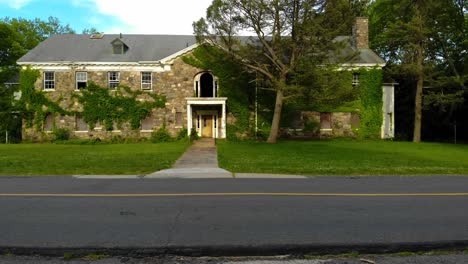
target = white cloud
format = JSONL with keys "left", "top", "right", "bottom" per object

{"left": 0, "top": 0, "right": 34, "bottom": 9}
{"left": 80, "top": 0, "right": 213, "bottom": 34}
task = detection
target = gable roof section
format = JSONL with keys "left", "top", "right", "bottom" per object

{"left": 17, "top": 34, "right": 198, "bottom": 64}
{"left": 18, "top": 34, "right": 384, "bottom": 66}
{"left": 331, "top": 36, "right": 385, "bottom": 66}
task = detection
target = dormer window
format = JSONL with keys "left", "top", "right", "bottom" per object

{"left": 113, "top": 44, "right": 123, "bottom": 54}
{"left": 111, "top": 38, "right": 128, "bottom": 55}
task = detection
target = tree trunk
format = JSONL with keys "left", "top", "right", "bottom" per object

{"left": 267, "top": 88, "right": 284, "bottom": 143}
{"left": 413, "top": 43, "right": 424, "bottom": 143}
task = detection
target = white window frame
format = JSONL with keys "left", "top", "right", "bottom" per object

{"left": 141, "top": 72, "right": 152, "bottom": 90}
{"left": 108, "top": 72, "right": 120, "bottom": 89}
{"left": 75, "top": 72, "right": 88, "bottom": 90}
{"left": 43, "top": 72, "right": 55, "bottom": 90}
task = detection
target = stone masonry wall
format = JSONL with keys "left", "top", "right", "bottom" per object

{"left": 280, "top": 111, "right": 358, "bottom": 139}
{"left": 23, "top": 58, "right": 202, "bottom": 141}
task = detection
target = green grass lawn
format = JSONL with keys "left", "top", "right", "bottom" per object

{"left": 217, "top": 140, "right": 468, "bottom": 175}
{"left": 0, "top": 141, "right": 190, "bottom": 175}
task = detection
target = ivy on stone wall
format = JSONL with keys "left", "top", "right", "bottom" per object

{"left": 183, "top": 45, "right": 258, "bottom": 140}
{"left": 19, "top": 68, "right": 67, "bottom": 130}
{"left": 357, "top": 68, "right": 383, "bottom": 139}
{"left": 72, "top": 82, "right": 166, "bottom": 130}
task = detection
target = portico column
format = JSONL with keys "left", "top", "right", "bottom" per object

{"left": 221, "top": 102, "right": 226, "bottom": 138}
{"left": 187, "top": 104, "right": 192, "bottom": 136}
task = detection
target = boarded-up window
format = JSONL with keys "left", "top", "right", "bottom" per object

{"left": 320, "top": 113, "right": 332, "bottom": 129}
{"left": 44, "top": 114, "right": 54, "bottom": 131}
{"left": 76, "top": 115, "right": 88, "bottom": 131}
{"left": 175, "top": 112, "right": 183, "bottom": 127}
{"left": 141, "top": 116, "right": 153, "bottom": 131}
{"left": 351, "top": 113, "right": 360, "bottom": 128}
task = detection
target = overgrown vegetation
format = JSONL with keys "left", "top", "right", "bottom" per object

{"left": 19, "top": 68, "right": 67, "bottom": 130}
{"left": 357, "top": 68, "right": 384, "bottom": 138}
{"left": 73, "top": 82, "right": 165, "bottom": 130}
{"left": 183, "top": 46, "right": 259, "bottom": 140}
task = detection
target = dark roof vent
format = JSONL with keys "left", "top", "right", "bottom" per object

{"left": 90, "top": 33, "right": 104, "bottom": 39}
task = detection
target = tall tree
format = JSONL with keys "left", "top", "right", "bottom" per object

{"left": 194, "top": 0, "right": 352, "bottom": 143}
{"left": 369, "top": 0, "right": 467, "bottom": 142}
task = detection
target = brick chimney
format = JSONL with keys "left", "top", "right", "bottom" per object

{"left": 352, "top": 17, "right": 369, "bottom": 49}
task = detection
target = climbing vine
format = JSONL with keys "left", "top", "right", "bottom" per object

{"left": 357, "top": 68, "right": 383, "bottom": 139}
{"left": 183, "top": 45, "right": 259, "bottom": 140}
{"left": 72, "top": 82, "right": 166, "bottom": 130}
{"left": 18, "top": 68, "right": 166, "bottom": 133}
{"left": 19, "top": 67, "right": 67, "bottom": 130}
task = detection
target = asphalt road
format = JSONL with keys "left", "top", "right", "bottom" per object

{"left": 1, "top": 176, "right": 468, "bottom": 256}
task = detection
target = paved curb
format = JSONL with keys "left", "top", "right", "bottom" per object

{"left": 146, "top": 168, "right": 233, "bottom": 178}
{"left": 2, "top": 241, "right": 468, "bottom": 257}
{"left": 234, "top": 173, "right": 308, "bottom": 179}
{"left": 73, "top": 175, "right": 142, "bottom": 179}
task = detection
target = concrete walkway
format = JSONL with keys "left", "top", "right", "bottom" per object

{"left": 146, "top": 138, "right": 233, "bottom": 178}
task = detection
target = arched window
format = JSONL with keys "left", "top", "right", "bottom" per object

{"left": 194, "top": 72, "right": 218, "bottom": 98}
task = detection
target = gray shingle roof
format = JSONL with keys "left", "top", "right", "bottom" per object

{"left": 332, "top": 36, "right": 385, "bottom": 65}
{"left": 18, "top": 34, "right": 197, "bottom": 63}
{"left": 18, "top": 34, "right": 384, "bottom": 65}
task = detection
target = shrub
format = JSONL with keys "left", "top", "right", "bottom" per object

{"left": 303, "top": 120, "right": 320, "bottom": 134}
{"left": 176, "top": 128, "right": 188, "bottom": 141}
{"left": 52, "top": 128, "right": 71, "bottom": 141}
{"left": 190, "top": 128, "right": 199, "bottom": 141}
{"left": 151, "top": 126, "right": 173, "bottom": 143}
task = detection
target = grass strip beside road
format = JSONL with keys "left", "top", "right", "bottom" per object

{"left": 0, "top": 141, "right": 190, "bottom": 176}
{"left": 217, "top": 140, "right": 468, "bottom": 176}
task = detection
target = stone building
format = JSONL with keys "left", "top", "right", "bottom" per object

{"left": 16, "top": 17, "right": 394, "bottom": 141}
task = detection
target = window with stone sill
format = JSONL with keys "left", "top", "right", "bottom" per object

{"left": 76, "top": 72, "right": 87, "bottom": 90}
{"left": 108, "top": 71, "right": 120, "bottom": 89}
{"left": 141, "top": 72, "right": 152, "bottom": 90}
{"left": 43, "top": 71, "right": 55, "bottom": 90}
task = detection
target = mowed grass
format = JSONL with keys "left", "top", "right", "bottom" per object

{"left": 0, "top": 142, "right": 190, "bottom": 176}
{"left": 217, "top": 140, "right": 468, "bottom": 175}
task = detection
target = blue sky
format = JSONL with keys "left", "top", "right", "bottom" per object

{"left": 0, "top": 0, "right": 213, "bottom": 34}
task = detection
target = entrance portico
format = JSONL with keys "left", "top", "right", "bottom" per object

{"left": 187, "top": 97, "right": 227, "bottom": 138}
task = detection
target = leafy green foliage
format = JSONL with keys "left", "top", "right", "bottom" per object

{"left": 190, "top": 128, "right": 199, "bottom": 141}
{"left": 358, "top": 68, "right": 384, "bottom": 138}
{"left": 18, "top": 68, "right": 67, "bottom": 130}
{"left": 290, "top": 66, "right": 357, "bottom": 113}
{"left": 369, "top": 0, "right": 467, "bottom": 142}
{"left": 52, "top": 127, "right": 71, "bottom": 141}
{"left": 183, "top": 45, "right": 256, "bottom": 139}
{"left": 0, "top": 84, "right": 22, "bottom": 143}
{"left": 194, "top": 0, "right": 360, "bottom": 143}
{"left": 73, "top": 82, "right": 166, "bottom": 130}
{"left": 176, "top": 128, "right": 188, "bottom": 141}
{"left": 151, "top": 126, "right": 173, "bottom": 143}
